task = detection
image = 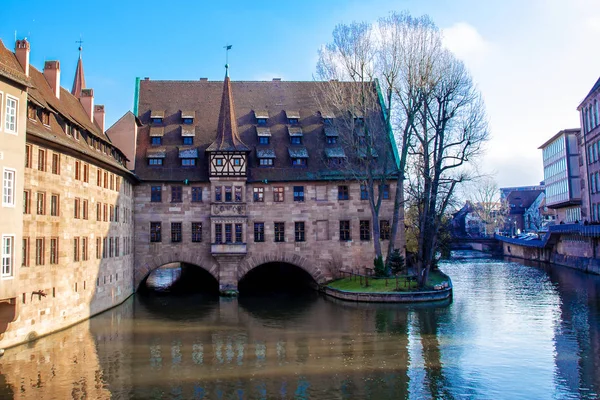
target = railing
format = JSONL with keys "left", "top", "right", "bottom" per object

{"left": 338, "top": 269, "right": 417, "bottom": 290}
{"left": 549, "top": 224, "right": 600, "bottom": 236}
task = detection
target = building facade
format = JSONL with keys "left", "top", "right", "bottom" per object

{"left": 0, "top": 39, "right": 136, "bottom": 349}
{"left": 578, "top": 78, "right": 600, "bottom": 222}
{"left": 539, "top": 128, "right": 582, "bottom": 223}
{"left": 132, "top": 71, "right": 404, "bottom": 294}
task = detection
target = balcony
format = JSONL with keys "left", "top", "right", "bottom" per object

{"left": 211, "top": 243, "right": 247, "bottom": 255}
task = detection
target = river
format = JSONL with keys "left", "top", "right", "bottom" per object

{"left": 0, "top": 256, "right": 599, "bottom": 399}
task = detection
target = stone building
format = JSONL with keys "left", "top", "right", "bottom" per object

{"left": 0, "top": 39, "right": 29, "bottom": 334}
{"left": 131, "top": 69, "right": 404, "bottom": 294}
{"left": 578, "top": 78, "right": 600, "bottom": 222}
{"left": 0, "top": 39, "right": 136, "bottom": 349}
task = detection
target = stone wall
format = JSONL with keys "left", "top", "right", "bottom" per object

{"left": 0, "top": 139, "right": 135, "bottom": 348}
{"left": 133, "top": 180, "right": 405, "bottom": 291}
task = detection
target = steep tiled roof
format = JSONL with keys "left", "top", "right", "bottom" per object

{"left": 71, "top": 56, "right": 86, "bottom": 98}
{"left": 580, "top": 76, "right": 600, "bottom": 108}
{"left": 135, "top": 79, "right": 395, "bottom": 182}
{"left": 0, "top": 40, "right": 30, "bottom": 87}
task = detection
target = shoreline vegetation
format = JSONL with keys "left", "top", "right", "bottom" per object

{"left": 326, "top": 270, "right": 450, "bottom": 294}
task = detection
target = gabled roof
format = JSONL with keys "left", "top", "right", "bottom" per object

{"left": 206, "top": 72, "right": 250, "bottom": 153}
{"left": 579, "top": 76, "right": 600, "bottom": 109}
{"left": 0, "top": 39, "right": 30, "bottom": 87}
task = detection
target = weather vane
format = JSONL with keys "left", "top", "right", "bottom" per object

{"left": 224, "top": 44, "right": 232, "bottom": 73}
{"left": 76, "top": 35, "right": 84, "bottom": 58}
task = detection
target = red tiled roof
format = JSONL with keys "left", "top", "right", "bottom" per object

{"left": 135, "top": 79, "right": 396, "bottom": 182}
{"left": 0, "top": 39, "right": 30, "bottom": 87}
{"left": 71, "top": 56, "right": 86, "bottom": 98}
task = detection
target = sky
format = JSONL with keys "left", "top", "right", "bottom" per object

{"left": 2, "top": 0, "right": 600, "bottom": 189}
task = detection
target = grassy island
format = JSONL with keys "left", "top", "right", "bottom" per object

{"left": 326, "top": 269, "right": 449, "bottom": 293}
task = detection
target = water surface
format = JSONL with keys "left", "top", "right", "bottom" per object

{"left": 1, "top": 257, "right": 599, "bottom": 399}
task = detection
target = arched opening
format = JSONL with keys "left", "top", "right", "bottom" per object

{"left": 138, "top": 262, "right": 219, "bottom": 297}
{"left": 238, "top": 262, "right": 318, "bottom": 296}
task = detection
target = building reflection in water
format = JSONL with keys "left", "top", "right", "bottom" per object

{"left": 0, "top": 259, "right": 598, "bottom": 399}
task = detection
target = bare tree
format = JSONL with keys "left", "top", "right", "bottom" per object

{"left": 466, "top": 178, "right": 508, "bottom": 236}
{"left": 409, "top": 50, "right": 489, "bottom": 286}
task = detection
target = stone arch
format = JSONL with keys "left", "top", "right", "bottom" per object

{"left": 134, "top": 252, "right": 220, "bottom": 290}
{"left": 238, "top": 252, "right": 330, "bottom": 284}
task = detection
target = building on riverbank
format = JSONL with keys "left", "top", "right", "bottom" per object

{"left": 0, "top": 39, "right": 137, "bottom": 349}
{"left": 578, "top": 78, "right": 600, "bottom": 223}
{"left": 129, "top": 70, "right": 404, "bottom": 294}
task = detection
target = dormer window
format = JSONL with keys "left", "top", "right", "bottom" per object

{"left": 288, "top": 147, "right": 308, "bottom": 167}
{"left": 42, "top": 110, "right": 51, "bottom": 126}
{"left": 150, "top": 126, "right": 164, "bottom": 146}
{"left": 147, "top": 148, "right": 166, "bottom": 166}
{"left": 28, "top": 103, "right": 37, "bottom": 120}
{"left": 288, "top": 126, "right": 303, "bottom": 145}
{"left": 257, "top": 148, "right": 275, "bottom": 167}
{"left": 321, "top": 110, "right": 334, "bottom": 125}
{"left": 179, "top": 147, "right": 198, "bottom": 167}
{"left": 285, "top": 110, "right": 300, "bottom": 125}
{"left": 150, "top": 110, "right": 165, "bottom": 125}
{"left": 324, "top": 125, "right": 339, "bottom": 144}
{"left": 181, "top": 110, "right": 195, "bottom": 125}
{"left": 257, "top": 127, "right": 271, "bottom": 145}
{"left": 255, "top": 110, "right": 269, "bottom": 125}
{"left": 325, "top": 147, "right": 346, "bottom": 167}
{"left": 151, "top": 137, "right": 162, "bottom": 145}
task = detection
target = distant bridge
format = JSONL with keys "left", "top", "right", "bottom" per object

{"left": 449, "top": 236, "right": 501, "bottom": 253}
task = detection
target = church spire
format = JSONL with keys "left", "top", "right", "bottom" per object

{"left": 206, "top": 68, "right": 249, "bottom": 152}
{"left": 71, "top": 39, "right": 86, "bottom": 98}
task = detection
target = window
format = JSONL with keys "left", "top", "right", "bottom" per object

{"left": 150, "top": 222, "right": 162, "bottom": 242}
{"left": 83, "top": 164, "right": 89, "bottom": 182}
{"left": 38, "top": 149, "right": 46, "bottom": 171}
{"left": 235, "top": 186, "right": 242, "bottom": 202}
{"left": 215, "top": 186, "right": 222, "bottom": 202}
{"left": 51, "top": 153, "right": 60, "bottom": 175}
{"left": 96, "top": 203, "right": 101, "bottom": 221}
{"left": 109, "top": 205, "right": 114, "bottom": 222}
{"left": 253, "top": 187, "right": 264, "bottom": 202}
{"left": 75, "top": 160, "right": 81, "bottom": 180}
{"left": 47, "top": 237, "right": 57, "bottom": 264}
{"left": 183, "top": 136, "right": 193, "bottom": 145}
{"left": 360, "top": 220, "right": 371, "bottom": 241}
{"left": 235, "top": 224, "right": 243, "bottom": 243}
{"left": 293, "top": 186, "right": 305, "bottom": 202}
{"left": 97, "top": 168, "right": 102, "bottom": 186}
{"left": 109, "top": 237, "right": 114, "bottom": 257}
{"left": 380, "top": 220, "right": 390, "bottom": 240}
{"left": 215, "top": 224, "right": 223, "bottom": 244}
{"left": 3, "top": 169, "right": 15, "bottom": 207}
{"left": 182, "top": 159, "right": 196, "bottom": 166}
{"left": 273, "top": 187, "right": 284, "bottom": 202}
{"left": 259, "top": 136, "right": 269, "bottom": 145}
{"left": 35, "top": 238, "right": 44, "bottom": 266}
{"left": 96, "top": 237, "right": 101, "bottom": 259}
{"left": 149, "top": 159, "right": 163, "bottom": 166}
{"left": 182, "top": 118, "right": 194, "bottom": 125}
{"left": 115, "top": 237, "right": 119, "bottom": 257}
{"left": 74, "top": 198, "right": 80, "bottom": 219}
{"left": 292, "top": 158, "right": 307, "bottom": 167}
{"left": 327, "top": 136, "right": 337, "bottom": 144}
{"left": 340, "top": 220, "right": 351, "bottom": 241}
{"left": 225, "top": 224, "right": 233, "bottom": 243}
{"left": 295, "top": 222, "right": 305, "bottom": 242}
{"left": 82, "top": 200, "right": 88, "bottom": 220}
{"left": 274, "top": 222, "right": 285, "bottom": 242}
{"left": 102, "top": 237, "right": 107, "bottom": 258}
{"left": 259, "top": 158, "right": 273, "bottom": 166}
{"left": 192, "top": 222, "right": 202, "bottom": 242}
{"left": 225, "top": 186, "right": 232, "bottom": 202}
{"left": 151, "top": 137, "right": 162, "bottom": 145}
{"left": 73, "top": 237, "right": 80, "bottom": 261}
{"left": 290, "top": 136, "right": 302, "bottom": 145}
{"left": 36, "top": 192, "right": 45, "bottom": 215}
{"left": 151, "top": 186, "right": 162, "bottom": 202}
{"left": 81, "top": 238, "right": 88, "bottom": 261}
{"left": 360, "top": 185, "right": 369, "bottom": 200}
{"left": 338, "top": 185, "right": 349, "bottom": 200}
{"left": 254, "top": 222, "right": 265, "bottom": 242}
{"left": 23, "top": 190, "right": 31, "bottom": 214}
{"left": 216, "top": 158, "right": 223, "bottom": 166}
{"left": 5, "top": 96, "right": 17, "bottom": 134}
{"left": 171, "top": 222, "right": 182, "bottom": 242}
{"left": 192, "top": 187, "right": 202, "bottom": 202}
{"left": 50, "top": 194, "right": 59, "bottom": 216}
{"left": 25, "top": 145, "right": 31, "bottom": 168}
{"left": 22, "top": 237, "right": 29, "bottom": 267}
{"left": 257, "top": 118, "right": 267, "bottom": 125}
{"left": 380, "top": 184, "right": 390, "bottom": 200}
{"left": 2, "top": 236, "right": 14, "bottom": 278}
{"left": 28, "top": 103, "right": 36, "bottom": 120}
{"left": 151, "top": 117, "right": 163, "bottom": 124}
{"left": 171, "top": 186, "right": 182, "bottom": 202}
{"left": 110, "top": 174, "right": 114, "bottom": 190}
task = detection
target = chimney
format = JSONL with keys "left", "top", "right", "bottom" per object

{"left": 80, "top": 89, "right": 94, "bottom": 123}
{"left": 94, "top": 105, "right": 105, "bottom": 132}
{"left": 43, "top": 61, "right": 61, "bottom": 98}
{"left": 15, "top": 39, "right": 30, "bottom": 77}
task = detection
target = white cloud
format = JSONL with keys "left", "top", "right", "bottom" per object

{"left": 585, "top": 16, "right": 600, "bottom": 32}
{"left": 442, "top": 22, "right": 491, "bottom": 67}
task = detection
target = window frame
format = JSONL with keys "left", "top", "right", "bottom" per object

{"left": 338, "top": 185, "right": 349, "bottom": 201}
{"left": 191, "top": 222, "right": 203, "bottom": 242}
{"left": 1, "top": 235, "right": 14, "bottom": 278}
{"left": 150, "top": 222, "right": 162, "bottom": 242}
{"left": 293, "top": 186, "right": 305, "bottom": 202}
{"left": 339, "top": 220, "right": 351, "bottom": 241}
{"left": 254, "top": 222, "right": 265, "bottom": 242}
{"left": 171, "top": 186, "right": 182, "bottom": 203}
{"left": 274, "top": 222, "right": 285, "bottom": 242}
{"left": 50, "top": 194, "right": 59, "bottom": 217}
{"left": 295, "top": 221, "right": 306, "bottom": 242}
{"left": 4, "top": 95, "right": 18, "bottom": 134}
{"left": 151, "top": 186, "right": 162, "bottom": 202}
{"left": 191, "top": 187, "right": 202, "bottom": 202}
{"left": 253, "top": 187, "right": 264, "bottom": 202}
{"left": 360, "top": 220, "right": 371, "bottom": 241}
{"left": 2, "top": 168, "right": 16, "bottom": 207}
{"left": 171, "top": 222, "right": 182, "bottom": 243}
{"left": 273, "top": 187, "right": 284, "bottom": 202}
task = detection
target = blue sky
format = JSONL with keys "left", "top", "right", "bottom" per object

{"left": 2, "top": 0, "right": 600, "bottom": 188}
